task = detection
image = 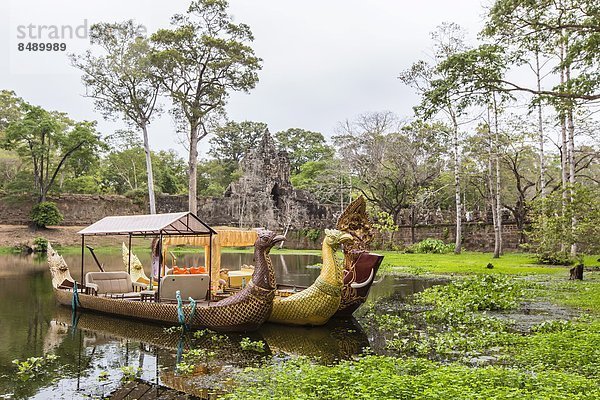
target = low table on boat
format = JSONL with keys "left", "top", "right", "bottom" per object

{"left": 140, "top": 290, "right": 157, "bottom": 302}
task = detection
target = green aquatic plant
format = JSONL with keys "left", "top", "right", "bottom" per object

{"left": 119, "top": 366, "right": 141, "bottom": 381}
{"left": 416, "top": 274, "right": 527, "bottom": 314}
{"left": 163, "top": 325, "right": 184, "bottom": 334}
{"left": 192, "top": 328, "right": 213, "bottom": 339}
{"left": 175, "top": 347, "right": 217, "bottom": 376}
{"left": 12, "top": 354, "right": 58, "bottom": 380}
{"left": 97, "top": 370, "right": 110, "bottom": 382}
{"left": 176, "top": 361, "right": 196, "bottom": 376}
{"left": 240, "top": 337, "right": 265, "bottom": 353}
{"left": 506, "top": 318, "right": 600, "bottom": 379}
{"left": 221, "top": 356, "right": 600, "bottom": 399}
{"left": 365, "top": 275, "right": 529, "bottom": 361}
{"left": 183, "top": 348, "right": 216, "bottom": 363}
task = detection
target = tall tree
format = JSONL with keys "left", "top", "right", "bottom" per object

{"left": 71, "top": 20, "right": 161, "bottom": 213}
{"left": 484, "top": 0, "right": 600, "bottom": 102}
{"left": 151, "top": 0, "right": 261, "bottom": 213}
{"left": 435, "top": 43, "right": 512, "bottom": 257}
{"left": 399, "top": 23, "right": 470, "bottom": 253}
{"left": 0, "top": 90, "right": 25, "bottom": 134}
{"left": 334, "top": 112, "right": 446, "bottom": 239}
{"left": 291, "top": 159, "right": 351, "bottom": 207}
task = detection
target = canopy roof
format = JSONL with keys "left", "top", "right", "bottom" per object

{"left": 163, "top": 228, "right": 258, "bottom": 247}
{"left": 78, "top": 212, "right": 217, "bottom": 236}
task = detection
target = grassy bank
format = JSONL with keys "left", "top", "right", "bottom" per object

{"left": 380, "top": 251, "right": 600, "bottom": 275}
{"left": 220, "top": 261, "right": 600, "bottom": 399}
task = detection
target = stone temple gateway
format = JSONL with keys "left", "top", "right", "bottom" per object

{"left": 201, "top": 129, "right": 338, "bottom": 230}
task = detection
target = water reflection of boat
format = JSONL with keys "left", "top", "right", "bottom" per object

{"left": 46, "top": 298, "right": 369, "bottom": 398}
{"left": 259, "top": 318, "right": 369, "bottom": 363}
{"left": 48, "top": 213, "right": 284, "bottom": 333}
{"left": 51, "top": 306, "right": 187, "bottom": 350}
{"left": 50, "top": 305, "right": 368, "bottom": 365}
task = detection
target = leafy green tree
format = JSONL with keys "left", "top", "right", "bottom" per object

{"left": 101, "top": 132, "right": 187, "bottom": 195}
{"left": 0, "top": 91, "right": 26, "bottom": 193}
{"left": 434, "top": 44, "right": 512, "bottom": 257}
{"left": 100, "top": 132, "right": 146, "bottom": 194}
{"left": 209, "top": 121, "right": 267, "bottom": 166}
{"left": 151, "top": 0, "right": 261, "bottom": 212}
{"left": 334, "top": 113, "right": 447, "bottom": 240}
{"left": 275, "top": 128, "right": 334, "bottom": 174}
{"left": 71, "top": 20, "right": 161, "bottom": 213}
{"left": 153, "top": 150, "right": 187, "bottom": 194}
{"left": 529, "top": 184, "right": 600, "bottom": 263}
{"left": 196, "top": 159, "right": 241, "bottom": 197}
{"left": 1, "top": 104, "right": 102, "bottom": 203}
{"left": 0, "top": 90, "right": 25, "bottom": 133}
{"left": 60, "top": 175, "right": 103, "bottom": 194}
{"left": 484, "top": 0, "right": 600, "bottom": 102}
{"left": 482, "top": 0, "right": 600, "bottom": 257}
{"left": 290, "top": 159, "right": 351, "bottom": 206}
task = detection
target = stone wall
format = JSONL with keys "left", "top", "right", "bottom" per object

{"left": 0, "top": 194, "right": 525, "bottom": 251}
{"left": 0, "top": 194, "right": 146, "bottom": 226}
{"left": 0, "top": 193, "right": 337, "bottom": 229}
{"left": 374, "top": 222, "right": 524, "bottom": 252}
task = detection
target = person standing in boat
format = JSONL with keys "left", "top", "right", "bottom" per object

{"left": 150, "top": 237, "right": 161, "bottom": 288}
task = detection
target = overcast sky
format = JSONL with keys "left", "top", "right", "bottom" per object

{"left": 0, "top": 0, "right": 487, "bottom": 158}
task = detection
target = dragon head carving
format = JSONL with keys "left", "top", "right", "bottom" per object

{"left": 255, "top": 229, "right": 286, "bottom": 253}
{"left": 324, "top": 229, "right": 353, "bottom": 250}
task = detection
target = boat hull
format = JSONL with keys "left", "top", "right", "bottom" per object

{"left": 269, "top": 277, "right": 341, "bottom": 326}
{"left": 54, "top": 283, "right": 274, "bottom": 332}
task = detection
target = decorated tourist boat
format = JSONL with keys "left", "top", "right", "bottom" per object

{"left": 48, "top": 211, "right": 284, "bottom": 332}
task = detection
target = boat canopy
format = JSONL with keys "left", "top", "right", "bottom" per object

{"left": 162, "top": 228, "right": 259, "bottom": 294}
{"left": 77, "top": 212, "right": 216, "bottom": 237}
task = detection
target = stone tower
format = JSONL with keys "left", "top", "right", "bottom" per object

{"left": 223, "top": 129, "right": 335, "bottom": 229}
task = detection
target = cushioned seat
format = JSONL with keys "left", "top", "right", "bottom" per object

{"left": 159, "top": 274, "right": 209, "bottom": 301}
{"left": 85, "top": 271, "right": 145, "bottom": 298}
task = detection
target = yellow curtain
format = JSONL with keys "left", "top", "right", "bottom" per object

{"left": 162, "top": 229, "right": 258, "bottom": 295}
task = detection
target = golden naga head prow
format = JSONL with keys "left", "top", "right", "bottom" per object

{"left": 323, "top": 229, "right": 353, "bottom": 249}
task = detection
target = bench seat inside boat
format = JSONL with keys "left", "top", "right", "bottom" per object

{"left": 159, "top": 274, "right": 209, "bottom": 301}
{"left": 85, "top": 271, "right": 145, "bottom": 298}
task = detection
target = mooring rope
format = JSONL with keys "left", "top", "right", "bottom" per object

{"left": 188, "top": 297, "right": 197, "bottom": 328}
{"left": 175, "top": 291, "right": 198, "bottom": 331}
{"left": 175, "top": 290, "right": 185, "bottom": 326}
{"left": 72, "top": 282, "right": 80, "bottom": 312}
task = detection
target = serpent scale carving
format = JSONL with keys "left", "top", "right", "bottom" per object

{"left": 194, "top": 229, "right": 284, "bottom": 331}
{"left": 268, "top": 229, "right": 353, "bottom": 326}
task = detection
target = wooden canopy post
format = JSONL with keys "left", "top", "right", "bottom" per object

{"left": 127, "top": 234, "right": 132, "bottom": 275}
{"left": 157, "top": 232, "right": 163, "bottom": 302}
{"left": 80, "top": 235, "right": 85, "bottom": 286}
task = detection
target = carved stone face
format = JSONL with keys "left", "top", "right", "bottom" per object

{"left": 324, "top": 229, "right": 354, "bottom": 249}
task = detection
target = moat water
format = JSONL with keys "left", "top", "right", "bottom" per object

{"left": 0, "top": 251, "right": 441, "bottom": 399}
